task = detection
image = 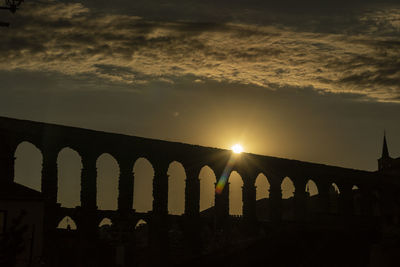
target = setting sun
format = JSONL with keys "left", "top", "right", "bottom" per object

{"left": 231, "top": 144, "right": 243, "bottom": 154}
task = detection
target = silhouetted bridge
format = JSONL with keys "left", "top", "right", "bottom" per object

{"left": 1, "top": 116, "right": 398, "bottom": 266}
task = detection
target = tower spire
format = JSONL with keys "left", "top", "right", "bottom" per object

{"left": 382, "top": 130, "right": 390, "bottom": 158}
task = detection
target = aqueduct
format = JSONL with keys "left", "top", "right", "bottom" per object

{"left": 1, "top": 116, "right": 398, "bottom": 265}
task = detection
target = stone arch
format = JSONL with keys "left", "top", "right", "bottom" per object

{"left": 133, "top": 157, "right": 154, "bottom": 212}
{"left": 199, "top": 165, "right": 217, "bottom": 212}
{"left": 99, "top": 217, "right": 112, "bottom": 227}
{"left": 167, "top": 161, "right": 186, "bottom": 215}
{"left": 96, "top": 153, "right": 119, "bottom": 211}
{"left": 14, "top": 141, "right": 43, "bottom": 192}
{"left": 57, "top": 147, "right": 82, "bottom": 208}
{"left": 255, "top": 173, "right": 270, "bottom": 221}
{"left": 281, "top": 177, "right": 295, "bottom": 221}
{"left": 228, "top": 171, "right": 244, "bottom": 215}
{"left": 57, "top": 216, "right": 77, "bottom": 230}
{"left": 329, "top": 182, "right": 340, "bottom": 214}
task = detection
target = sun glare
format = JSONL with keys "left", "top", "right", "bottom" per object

{"left": 231, "top": 144, "right": 243, "bottom": 154}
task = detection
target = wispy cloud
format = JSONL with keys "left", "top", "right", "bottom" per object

{"left": 1, "top": 0, "right": 399, "bottom": 102}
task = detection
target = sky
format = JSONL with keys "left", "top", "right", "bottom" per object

{"left": 2, "top": 0, "right": 400, "bottom": 214}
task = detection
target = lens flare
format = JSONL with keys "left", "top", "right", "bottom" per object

{"left": 215, "top": 156, "right": 236, "bottom": 194}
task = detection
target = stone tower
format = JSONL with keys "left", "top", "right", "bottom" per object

{"left": 378, "top": 132, "right": 400, "bottom": 172}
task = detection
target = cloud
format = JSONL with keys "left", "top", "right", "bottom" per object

{"left": 1, "top": 0, "right": 399, "bottom": 102}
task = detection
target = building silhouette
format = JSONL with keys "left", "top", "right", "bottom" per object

{"left": 378, "top": 132, "right": 400, "bottom": 173}
{"left": 0, "top": 116, "right": 399, "bottom": 266}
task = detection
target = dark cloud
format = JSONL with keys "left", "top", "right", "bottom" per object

{"left": 62, "top": 0, "right": 400, "bottom": 18}
{"left": 0, "top": 0, "right": 399, "bottom": 102}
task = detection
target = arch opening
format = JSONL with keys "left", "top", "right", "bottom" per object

{"left": 281, "top": 177, "right": 295, "bottom": 199}
{"left": 332, "top": 183, "right": 340, "bottom": 194}
{"left": 99, "top": 217, "right": 112, "bottom": 227}
{"left": 229, "top": 171, "right": 244, "bottom": 216}
{"left": 255, "top": 173, "right": 270, "bottom": 200}
{"left": 14, "top": 141, "right": 43, "bottom": 192}
{"left": 199, "top": 165, "right": 217, "bottom": 212}
{"left": 57, "top": 216, "right": 77, "bottom": 230}
{"left": 57, "top": 147, "right": 82, "bottom": 208}
{"left": 306, "top": 179, "right": 319, "bottom": 197}
{"left": 96, "top": 153, "right": 119, "bottom": 211}
{"left": 167, "top": 161, "right": 186, "bottom": 215}
{"left": 133, "top": 157, "right": 154, "bottom": 212}
{"left": 135, "top": 219, "right": 147, "bottom": 229}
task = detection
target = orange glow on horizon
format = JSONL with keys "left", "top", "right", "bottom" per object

{"left": 231, "top": 144, "right": 243, "bottom": 154}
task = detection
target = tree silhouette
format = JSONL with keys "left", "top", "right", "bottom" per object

{"left": 0, "top": 0, "right": 25, "bottom": 27}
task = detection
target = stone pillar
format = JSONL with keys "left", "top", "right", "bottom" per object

{"left": 150, "top": 162, "right": 170, "bottom": 265}
{"left": 362, "top": 190, "right": 373, "bottom": 216}
{"left": 81, "top": 155, "right": 97, "bottom": 210}
{"left": 293, "top": 177, "right": 307, "bottom": 222}
{"left": 0, "top": 135, "right": 16, "bottom": 183}
{"left": 79, "top": 154, "right": 99, "bottom": 244}
{"left": 339, "top": 184, "right": 353, "bottom": 217}
{"left": 152, "top": 162, "right": 169, "bottom": 215}
{"left": 0, "top": 142, "right": 15, "bottom": 183}
{"left": 118, "top": 159, "right": 134, "bottom": 213}
{"left": 183, "top": 166, "right": 202, "bottom": 257}
{"left": 41, "top": 150, "right": 58, "bottom": 203}
{"left": 215, "top": 180, "right": 229, "bottom": 229}
{"left": 269, "top": 181, "right": 282, "bottom": 223}
{"left": 294, "top": 187, "right": 307, "bottom": 222}
{"left": 318, "top": 182, "right": 330, "bottom": 213}
{"left": 184, "top": 167, "right": 201, "bottom": 217}
{"left": 365, "top": 190, "right": 375, "bottom": 216}
{"left": 242, "top": 181, "right": 257, "bottom": 223}
{"left": 41, "top": 149, "right": 61, "bottom": 265}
